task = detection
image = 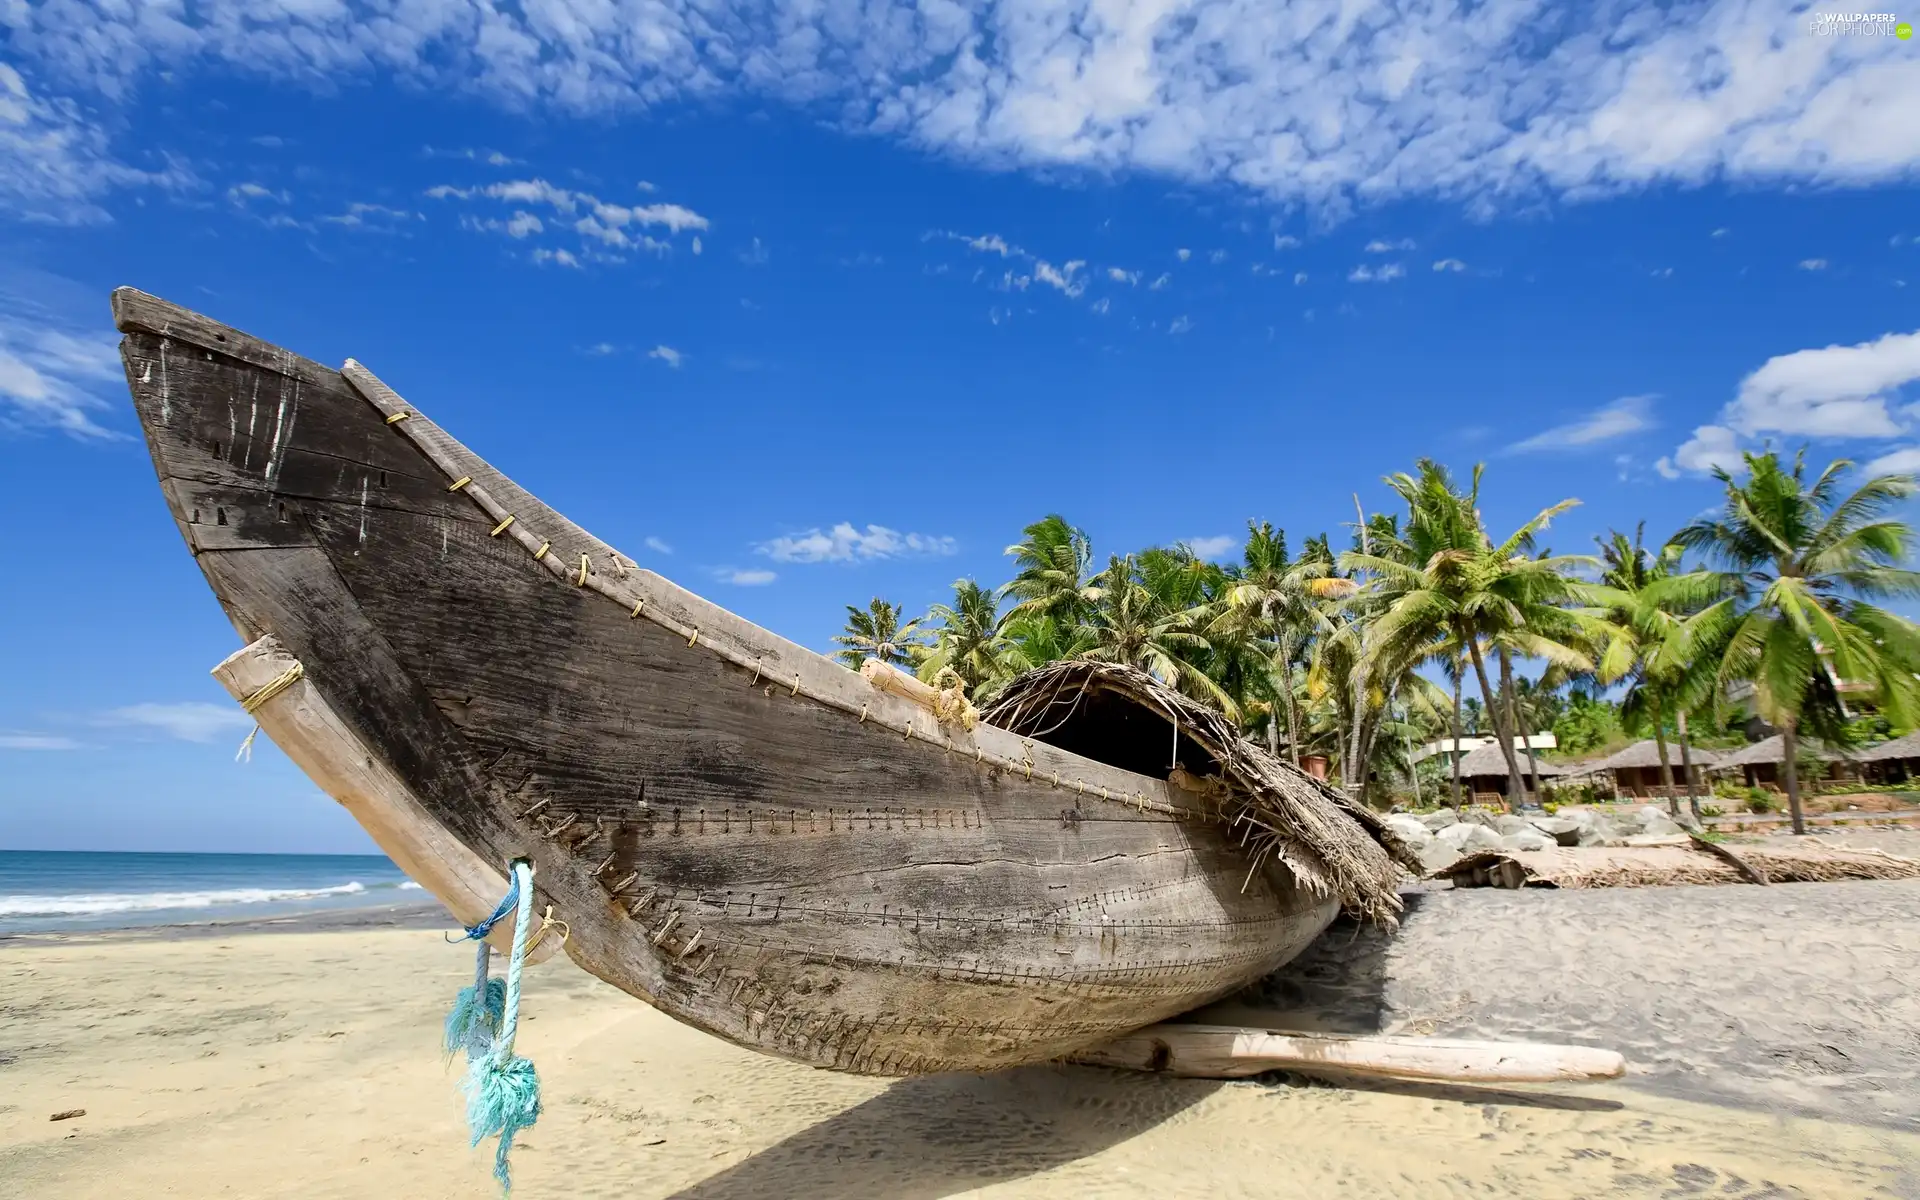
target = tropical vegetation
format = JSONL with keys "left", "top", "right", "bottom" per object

{"left": 829, "top": 449, "right": 1920, "bottom": 830}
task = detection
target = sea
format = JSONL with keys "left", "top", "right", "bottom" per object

{"left": 0, "top": 850, "right": 426, "bottom": 935}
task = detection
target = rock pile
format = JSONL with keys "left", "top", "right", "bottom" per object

{"left": 1385, "top": 804, "right": 1691, "bottom": 876}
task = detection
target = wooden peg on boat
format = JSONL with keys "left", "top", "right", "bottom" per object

{"left": 1074, "top": 1023, "right": 1626, "bottom": 1084}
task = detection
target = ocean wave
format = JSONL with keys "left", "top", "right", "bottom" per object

{"left": 399, "top": 881, "right": 423, "bottom": 890}
{"left": 0, "top": 880, "right": 373, "bottom": 918}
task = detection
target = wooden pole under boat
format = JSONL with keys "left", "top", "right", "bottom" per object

{"left": 1074, "top": 1024, "right": 1626, "bottom": 1084}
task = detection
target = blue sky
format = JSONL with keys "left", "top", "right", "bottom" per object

{"left": 2, "top": 3, "right": 1917, "bottom": 853}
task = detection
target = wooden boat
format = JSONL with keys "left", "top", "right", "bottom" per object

{"left": 115, "top": 288, "right": 1403, "bottom": 1075}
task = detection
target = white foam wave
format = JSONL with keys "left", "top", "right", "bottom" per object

{"left": 0, "top": 881, "right": 369, "bottom": 918}
{"left": 399, "top": 881, "right": 423, "bottom": 890}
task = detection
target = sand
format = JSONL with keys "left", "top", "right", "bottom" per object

{"left": 6, "top": 888, "right": 1920, "bottom": 1199}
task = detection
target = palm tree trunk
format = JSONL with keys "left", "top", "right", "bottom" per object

{"left": 1497, "top": 647, "right": 1545, "bottom": 802}
{"left": 1449, "top": 662, "right": 1464, "bottom": 811}
{"left": 1650, "top": 696, "right": 1678, "bottom": 816}
{"left": 1676, "top": 709, "right": 1702, "bottom": 824}
{"left": 1277, "top": 632, "right": 1302, "bottom": 768}
{"left": 1782, "top": 723, "right": 1807, "bottom": 835}
{"left": 1465, "top": 635, "right": 1525, "bottom": 811}
{"left": 1495, "top": 647, "right": 1535, "bottom": 808}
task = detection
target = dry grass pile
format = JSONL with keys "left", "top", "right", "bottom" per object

{"left": 983, "top": 661, "right": 1418, "bottom": 926}
{"left": 1443, "top": 843, "right": 1920, "bottom": 889}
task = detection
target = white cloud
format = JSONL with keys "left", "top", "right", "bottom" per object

{"left": 1653, "top": 328, "right": 1920, "bottom": 475}
{"left": 0, "top": 731, "right": 82, "bottom": 750}
{"left": 723, "top": 568, "right": 777, "bottom": 586}
{"left": 1032, "top": 259, "right": 1085, "bottom": 297}
{"left": 1799, "top": 258, "right": 1829, "bottom": 271}
{"left": 1106, "top": 267, "right": 1137, "bottom": 284}
{"left": 0, "top": 287, "right": 124, "bottom": 439}
{"left": 1658, "top": 328, "right": 1920, "bottom": 474}
{"left": 1148, "top": 273, "right": 1171, "bottom": 290}
{"left": 1168, "top": 315, "right": 1192, "bottom": 334}
{"left": 1176, "top": 249, "right": 1192, "bottom": 262}
{"left": 760, "top": 522, "right": 957, "bottom": 563}
{"left": 430, "top": 177, "right": 702, "bottom": 259}
{"left": 1711, "top": 227, "right": 1731, "bottom": 239}
{"left": 1725, "top": 328, "right": 1920, "bottom": 439}
{"left": 0, "top": 63, "right": 194, "bottom": 223}
{"left": 1432, "top": 258, "right": 1467, "bottom": 273}
{"left": 1651, "top": 267, "right": 1674, "bottom": 278}
{"left": 424, "top": 146, "right": 521, "bottom": 166}
{"left": 648, "top": 345, "right": 684, "bottom": 368}
{"left": 104, "top": 702, "right": 254, "bottom": 743}
{"left": 226, "top": 181, "right": 288, "bottom": 205}
{"left": 1272, "top": 235, "right": 1300, "bottom": 250}
{"left": 1508, "top": 395, "right": 1655, "bottom": 453}
{"left": 691, "top": 235, "right": 702, "bottom": 255}
{"left": 1293, "top": 271, "right": 1309, "bottom": 285}
{"left": 1348, "top": 263, "right": 1405, "bottom": 283}
{"left": 1365, "top": 238, "right": 1415, "bottom": 253}
{"left": 581, "top": 342, "right": 620, "bottom": 356}
{"left": 1090, "top": 297, "right": 1110, "bottom": 314}
{"left": 1864, "top": 446, "right": 1920, "bottom": 477}
{"left": 1656, "top": 424, "right": 1744, "bottom": 479}
{"left": 644, "top": 536, "right": 673, "bottom": 554}
{"left": 1186, "top": 535, "right": 1236, "bottom": 560}
{"left": 319, "top": 202, "right": 420, "bottom": 231}
{"left": 1207, "top": 249, "right": 1227, "bottom": 264}
{"left": 9, "top": 3, "right": 1920, "bottom": 226}
{"left": 740, "top": 236, "right": 769, "bottom": 265}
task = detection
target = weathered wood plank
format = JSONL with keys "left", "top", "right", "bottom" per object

{"left": 1076, "top": 1025, "right": 1628, "bottom": 1083}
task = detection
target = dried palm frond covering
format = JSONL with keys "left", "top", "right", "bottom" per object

{"left": 982, "top": 661, "right": 1419, "bottom": 926}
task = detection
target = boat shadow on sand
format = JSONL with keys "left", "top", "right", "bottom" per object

{"left": 668, "top": 897, "right": 1618, "bottom": 1200}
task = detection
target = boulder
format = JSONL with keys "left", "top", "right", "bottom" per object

{"left": 1493, "top": 814, "right": 1537, "bottom": 837}
{"left": 1499, "top": 829, "right": 1556, "bottom": 853}
{"left": 1526, "top": 816, "right": 1584, "bottom": 847}
{"left": 1419, "top": 809, "right": 1460, "bottom": 832}
{"left": 1384, "top": 814, "right": 1433, "bottom": 848}
{"left": 1562, "top": 808, "right": 1628, "bottom": 847}
{"left": 1418, "top": 841, "right": 1466, "bottom": 875}
{"left": 1635, "top": 805, "right": 1686, "bottom": 838}
{"left": 1434, "top": 822, "right": 1503, "bottom": 853}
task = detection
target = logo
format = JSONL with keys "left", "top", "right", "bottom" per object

{"left": 1898, "top": 20, "right": 1914, "bottom": 36}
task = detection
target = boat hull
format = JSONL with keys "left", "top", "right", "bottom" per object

{"left": 115, "top": 289, "right": 1338, "bottom": 1074}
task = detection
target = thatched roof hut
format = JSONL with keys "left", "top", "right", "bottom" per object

{"left": 1451, "top": 741, "right": 1568, "bottom": 798}
{"left": 1717, "top": 734, "right": 1854, "bottom": 787}
{"left": 1717, "top": 734, "right": 1846, "bottom": 767}
{"left": 1851, "top": 730, "right": 1920, "bottom": 763}
{"left": 1586, "top": 739, "right": 1720, "bottom": 799}
{"left": 1592, "top": 739, "right": 1722, "bottom": 771}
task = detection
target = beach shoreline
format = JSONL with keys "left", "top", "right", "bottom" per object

{"left": 0, "top": 898, "right": 451, "bottom": 946}
{"left": 5, "top": 879, "right": 1920, "bottom": 1197}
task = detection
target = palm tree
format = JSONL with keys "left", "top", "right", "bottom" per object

{"left": 832, "top": 598, "right": 922, "bottom": 670}
{"left": 1002, "top": 515, "right": 1096, "bottom": 626}
{"left": 1218, "top": 520, "right": 1347, "bottom": 764}
{"left": 1350, "top": 459, "right": 1596, "bottom": 809}
{"left": 917, "top": 580, "right": 1008, "bottom": 699}
{"left": 1674, "top": 450, "right": 1920, "bottom": 834}
{"left": 1586, "top": 526, "right": 1732, "bottom": 821}
{"left": 1077, "top": 554, "right": 1239, "bottom": 716}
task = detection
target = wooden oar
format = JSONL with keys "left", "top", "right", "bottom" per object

{"left": 1075, "top": 1024, "right": 1626, "bottom": 1084}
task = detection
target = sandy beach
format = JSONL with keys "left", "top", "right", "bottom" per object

{"left": 7, "top": 872, "right": 1920, "bottom": 1199}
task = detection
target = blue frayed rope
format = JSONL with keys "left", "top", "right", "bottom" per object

{"left": 448, "top": 873, "right": 521, "bottom": 943}
{"left": 459, "top": 859, "right": 541, "bottom": 1190}
{"left": 443, "top": 942, "right": 506, "bottom": 1061}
